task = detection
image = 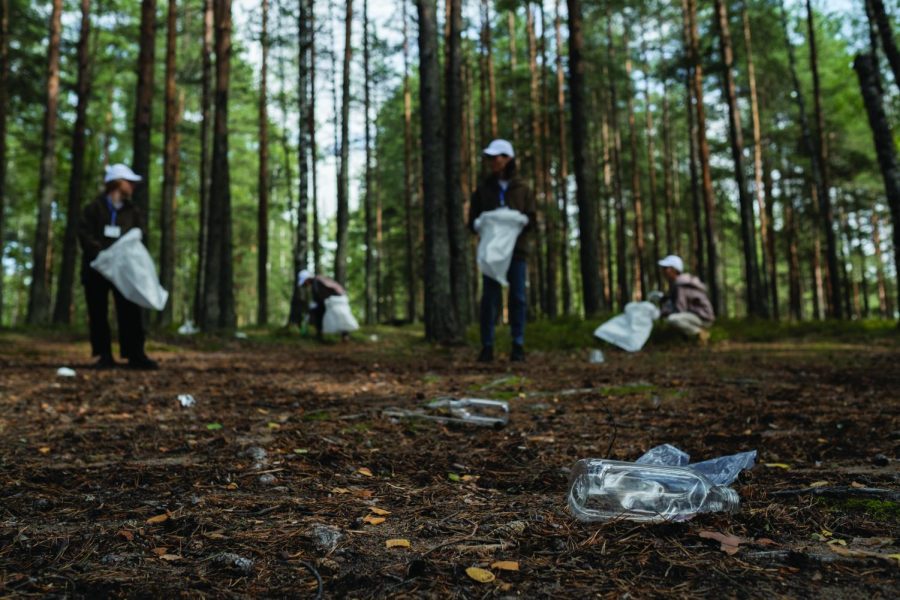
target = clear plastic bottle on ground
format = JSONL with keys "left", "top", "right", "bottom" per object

{"left": 567, "top": 459, "right": 740, "bottom": 522}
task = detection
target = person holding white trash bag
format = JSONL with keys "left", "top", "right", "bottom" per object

{"left": 297, "top": 270, "right": 358, "bottom": 341}
{"left": 77, "top": 164, "right": 158, "bottom": 370}
{"left": 468, "top": 140, "right": 536, "bottom": 363}
{"left": 655, "top": 255, "right": 715, "bottom": 343}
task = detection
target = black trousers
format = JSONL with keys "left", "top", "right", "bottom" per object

{"left": 83, "top": 269, "right": 145, "bottom": 359}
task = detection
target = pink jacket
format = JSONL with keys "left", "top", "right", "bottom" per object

{"left": 661, "top": 273, "right": 715, "bottom": 323}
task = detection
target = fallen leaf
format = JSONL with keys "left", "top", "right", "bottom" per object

{"left": 331, "top": 487, "right": 351, "bottom": 495}
{"left": 117, "top": 530, "right": 134, "bottom": 541}
{"left": 754, "top": 538, "right": 778, "bottom": 547}
{"left": 159, "top": 554, "right": 181, "bottom": 561}
{"left": 370, "top": 507, "right": 391, "bottom": 516}
{"left": 152, "top": 547, "right": 168, "bottom": 556}
{"left": 466, "top": 567, "right": 495, "bottom": 583}
{"left": 38, "top": 447, "right": 51, "bottom": 455}
{"left": 354, "top": 489, "right": 374, "bottom": 498}
{"left": 764, "top": 463, "right": 791, "bottom": 470}
{"left": 491, "top": 560, "right": 519, "bottom": 571}
{"left": 386, "top": 539, "right": 411, "bottom": 549}
{"left": 358, "top": 467, "right": 373, "bottom": 477}
{"left": 498, "top": 582, "right": 513, "bottom": 592}
{"left": 448, "top": 473, "right": 461, "bottom": 482}
{"left": 225, "top": 482, "right": 238, "bottom": 490}
{"left": 206, "top": 422, "right": 223, "bottom": 431}
{"left": 699, "top": 530, "right": 746, "bottom": 555}
{"left": 809, "top": 481, "right": 830, "bottom": 488}
{"left": 827, "top": 539, "right": 848, "bottom": 546}
{"left": 461, "top": 475, "right": 478, "bottom": 482}
{"left": 267, "top": 422, "right": 280, "bottom": 429}
{"left": 363, "top": 515, "right": 385, "bottom": 525}
{"left": 293, "top": 448, "right": 309, "bottom": 454}
{"left": 850, "top": 481, "right": 865, "bottom": 489}
{"left": 146, "top": 514, "right": 169, "bottom": 525}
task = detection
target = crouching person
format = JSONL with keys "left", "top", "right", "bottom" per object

{"left": 297, "top": 270, "right": 353, "bottom": 341}
{"left": 657, "top": 255, "right": 714, "bottom": 343}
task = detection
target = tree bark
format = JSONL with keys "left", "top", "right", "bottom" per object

{"left": 687, "top": 0, "right": 720, "bottom": 313}
{"left": 854, "top": 52, "right": 900, "bottom": 317}
{"left": 715, "top": 0, "right": 764, "bottom": 317}
{"left": 482, "top": 0, "right": 498, "bottom": 139}
{"left": 762, "top": 151, "right": 779, "bottom": 319}
{"left": 806, "top": 0, "right": 841, "bottom": 318}
{"left": 539, "top": 2, "right": 557, "bottom": 318}
{"left": 871, "top": 212, "right": 889, "bottom": 317}
{"left": 194, "top": 0, "right": 213, "bottom": 325}
{"left": 680, "top": 0, "right": 703, "bottom": 277}
{"left": 554, "top": 0, "right": 571, "bottom": 315}
{"left": 662, "top": 82, "right": 674, "bottom": 255}
{"left": 159, "top": 0, "right": 179, "bottom": 327}
{"left": 605, "top": 16, "right": 628, "bottom": 310}
{"left": 868, "top": 0, "right": 900, "bottom": 92}
{"left": 417, "top": 0, "right": 458, "bottom": 341}
{"left": 202, "top": 0, "right": 235, "bottom": 331}
{"left": 445, "top": 0, "right": 470, "bottom": 325}
{"left": 289, "top": 0, "right": 311, "bottom": 326}
{"left": 402, "top": 0, "right": 416, "bottom": 322}
{"left": 784, "top": 178, "right": 802, "bottom": 321}
{"left": 132, "top": 0, "right": 156, "bottom": 236}
{"left": 624, "top": 29, "right": 646, "bottom": 300}
{"left": 256, "top": 0, "right": 269, "bottom": 325}
{"left": 567, "top": 0, "right": 601, "bottom": 315}
{"left": 640, "top": 29, "right": 661, "bottom": 292}
{"left": 309, "top": 0, "right": 320, "bottom": 276}
{"left": 364, "top": 0, "right": 376, "bottom": 324}
{"left": 507, "top": 10, "right": 520, "bottom": 147}
{"left": 53, "top": 0, "right": 92, "bottom": 325}
{"left": 526, "top": 4, "right": 548, "bottom": 316}
{"left": 0, "top": 0, "right": 6, "bottom": 323}
{"left": 27, "top": 0, "right": 63, "bottom": 325}
{"left": 334, "top": 0, "right": 352, "bottom": 285}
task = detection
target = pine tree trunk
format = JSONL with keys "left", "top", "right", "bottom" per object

{"left": 289, "top": 0, "right": 311, "bottom": 326}
{"left": 640, "top": 31, "right": 661, "bottom": 293}
{"left": 806, "top": 0, "right": 841, "bottom": 318}
{"left": 256, "top": 0, "right": 269, "bottom": 325}
{"left": 364, "top": 0, "right": 376, "bottom": 324}
{"left": 762, "top": 152, "right": 779, "bottom": 319}
{"left": 309, "top": 1, "right": 320, "bottom": 276}
{"left": 445, "top": 0, "right": 470, "bottom": 325}
{"left": 854, "top": 52, "right": 900, "bottom": 317}
{"left": 784, "top": 174, "right": 802, "bottom": 320}
{"left": 482, "top": 0, "right": 498, "bottom": 139}
{"left": 194, "top": 0, "right": 213, "bottom": 325}
{"left": 159, "top": 0, "right": 179, "bottom": 327}
{"left": 871, "top": 212, "right": 889, "bottom": 317}
{"left": 334, "top": 0, "right": 352, "bottom": 285}
{"left": 402, "top": 0, "right": 416, "bottom": 323}
{"left": 27, "top": 0, "right": 63, "bottom": 325}
{"left": 715, "top": 0, "right": 764, "bottom": 317}
{"left": 539, "top": 2, "right": 557, "bottom": 318}
{"left": 567, "top": 0, "right": 601, "bottom": 315}
{"left": 53, "top": 0, "right": 91, "bottom": 325}
{"left": 605, "top": 14, "right": 628, "bottom": 310}
{"left": 202, "top": 0, "right": 235, "bottom": 331}
{"left": 0, "top": 0, "right": 7, "bottom": 323}
{"left": 742, "top": 5, "right": 774, "bottom": 318}
{"left": 687, "top": 0, "right": 720, "bottom": 313}
{"left": 624, "top": 29, "right": 646, "bottom": 300}
{"left": 868, "top": 0, "right": 900, "bottom": 91}
{"left": 507, "top": 10, "right": 520, "bottom": 147}
{"left": 554, "top": 0, "right": 571, "bottom": 315}
{"left": 132, "top": 0, "right": 156, "bottom": 236}
{"left": 526, "top": 4, "right": 548, "bottom": 316}
{"left": 417, "top": 0, "right": 459, "bottom": 341}
{"left": 662, "top": 83, "right": 674, "bottom": 255}
{"left": 680, "top": 0, "right": 703, "bottom": 278}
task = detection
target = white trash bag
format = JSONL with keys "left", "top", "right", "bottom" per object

{"left": 322, "top": 295, "right": 360, "bottom": 334}
{"left": 474, "top": 208, "right": 529, "bottom": 286}
{"left": 90, "top": 228, "right": 169, "bottom": 311}
{"left": 593, "top": 301, "right": 660, "bottom": 353}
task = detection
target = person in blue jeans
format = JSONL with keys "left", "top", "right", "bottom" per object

{"left": 468, "top": 139, "right": 537, "bottom": 363}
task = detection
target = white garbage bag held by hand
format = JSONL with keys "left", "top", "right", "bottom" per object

{"left": 593, "top": 301, "right": 660, "bottom": 352}
{"left": 322, "top": 296, "right": 360, "bottom": 334}
{"left": 474, "top": 207, "right": 529, "bottom": 286}
{"left": 90, "top": 228, "right": 169, "bottom": 311}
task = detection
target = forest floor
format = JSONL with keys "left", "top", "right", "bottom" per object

{"left": 0, "top": 324, "right": 898, "bottom": 598}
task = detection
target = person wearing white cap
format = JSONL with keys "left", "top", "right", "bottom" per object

{"left": 77, "top": 163, "right": 158, "bottom": 369}
{"left": 468, "top": 139, "right": 537, "bottom": 363}
{"left": 656, "top": 254, "right": 715, "bottom": 342}
{"left": 297, "top": 269, "right": 350, "bottom": 341}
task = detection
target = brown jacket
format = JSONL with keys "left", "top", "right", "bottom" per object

{"left": 311, "top": 275, "right": 346, "bottom": 304}
{"left": 467, "top": 175, "right": 537, "bottom": 260}
{"left": 78, "top": 195, "right": 145, "bottom": 282}
{"left": 661, "top": 273, "right": 715, "bottom": 323}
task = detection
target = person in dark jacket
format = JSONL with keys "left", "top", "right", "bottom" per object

{"left": 297, "top": 270, "right": 350, "bottom": 341}
{"left": 468, "top": 139, "right": 537, "bottom": 363}
{"left": 657, "top": 255, "right": 715, "bottom": 343}
{"left": 78, "top": 164, "right": 158, "bottom": 369}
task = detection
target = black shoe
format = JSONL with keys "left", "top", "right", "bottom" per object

{"left": 510, "top": 343, "right": 526, "bottom": 362}
{"left": 127, "top": 355, "right": 159, "bottom": 370}
{"left": 92, "top": 354, "right": 118, "bottom": 369}
{"left": 477, "top": 346, "right": 494, "bottom": 363}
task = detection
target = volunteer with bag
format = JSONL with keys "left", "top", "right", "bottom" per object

{"left": 468, "top": 139, "right": 536, "bottom": 363}
{"left": 655, "top": 255, "right": 715, "bottom": 343}
{"left": 297, "top": 270, "right": 358, "bottom": 341}
{"left": 78, "top": 164, "right": 158, "bottom": 370}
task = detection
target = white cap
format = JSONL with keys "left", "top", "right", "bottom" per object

{"left": 297, "top": 269, "right": 313, "bottom": 287}
{"left": 104, "top": 163, "right": 143, "bottom": 183}
{"left": 482, "top": 139, "right": 515, "bottom": 158}
{"left": 658, "top": 255, "right": 684, "bottom": 273}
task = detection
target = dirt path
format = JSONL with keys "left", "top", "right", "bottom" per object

{"left": 1, "top": 332, "right": 898, "bottom": 598}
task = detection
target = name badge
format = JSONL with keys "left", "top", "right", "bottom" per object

{"left": 104, "top": 225, "right": 122, "bottom": 239}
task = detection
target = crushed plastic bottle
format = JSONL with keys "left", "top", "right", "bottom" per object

{"left": 425, "top": 397, "right": 509, "bottom": 428}
{"left": 567, "top": 459, "right": 740, "bottom": 523}
{"left": 177, "top": 394, "right": 196, "bottom": 408}
{"left": 634, "top": 443, "right": 756, "bottom": 486}
{"left": 56, "top": 367, "right": 76, "bottom": 377}
{"left": 589, "top": 349, "right": 605, "bottom": 364}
